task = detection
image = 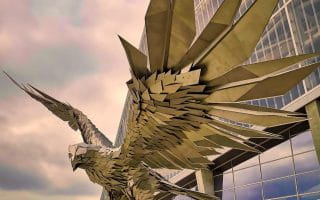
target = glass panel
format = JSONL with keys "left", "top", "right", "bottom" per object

{"left": 174, "top": 195, "right": 193, "bottom": 200}
{"left": 260, "top": 140, "right": 291, "bottom": 163}
{"left": 223, "top": 173, "right": 234, "bottom": 190}
{"left": 235, "top": 183, "right": 263, "bottom": 200}
{"left": 299, "top": 192, "right": 320, "bottom": 200}
{"left": 275, "top": 96, "right": 284, "bottom": 109}
{"left": 267, "top": 98, "right": 276, "bottom": 109}
{"left": 276, "top": 197, "right": 298, "bottom": 200}
{"left": 291, "top": 85, "right": 299, "bottom": 100}
{"left": 264, "top": 176, "right": 296, "bottom": 199}
{"left": 291, "top": 130, "right": 315, "bottom": 154}
{"left": 297, "top": 170, "right": 320, "bottom": 194}
{"left": 234, "top": 166, "right": 261, "bottom": 186}
{"left": 261, "top": 157, "right": 294, "bottom": 180}
{"left": 233, "top": 156, "right": 259, "bottom": 170}
{"left": 284, "top": 92, "right": 292, "bottom": 105}
{"left": 294, "top": 151, "right": 320, "bottom": 173}
{"left": 216, "top": 189, "right": 235, "bottom": 200}
{"left": 214, "top": 174, "right": 223, "bottom": 192}
{"left": 214, "top": 173, "right": 234, "bottom": 191}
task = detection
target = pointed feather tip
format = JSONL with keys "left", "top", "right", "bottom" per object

{"left": 2, "top": 70, "right": 24, "bottom": 90}
{"left": 117, "top": 34, "right": 127, "bottom": 44}
{"left": 117, "top": 34, "right": 123, "bottom": 40}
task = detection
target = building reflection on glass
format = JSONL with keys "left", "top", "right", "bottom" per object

{"left": 213, "top": 130, "right": 320, "bottom": 200}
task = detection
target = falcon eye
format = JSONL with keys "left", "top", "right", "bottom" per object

{"left": 68, "top": 153, "right": 73, "bottom": 159}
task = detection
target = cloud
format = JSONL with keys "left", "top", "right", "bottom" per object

{"left": 0, "top": 0, "right": 149, "bottom": 98}
{"left": 0, "top": 110, "right": 100, "bottom": 196}
{"left": 0, "top": 0, "right": 150, "bottom": 199}
{"left": 0, "top": 190, "right": 101, "bottom": 200}
{"left": 0, "top": 164, "right": 48, "bottom": 190}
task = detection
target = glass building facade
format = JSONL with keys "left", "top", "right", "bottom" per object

{"left": 110, "top": 0, "right": 320, "bottom": 199}
{"left": 194, "top": 0, "right": 320, "bottom": 110}
{"left": 214, "top": 130, "right": 320, "bottom": 200}
{"left": 173, "top": 0, "right": 320, "bottom": 199}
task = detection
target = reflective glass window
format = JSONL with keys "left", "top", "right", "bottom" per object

{"left": 235, "top": 183, "right": 263, "bottom": 200}
{"left": 284, "top": 92, "right": 292, "bottom": 105}
{"left": 292, "top": 131, "right": 314, "bottom": 154}
{"left": 214, "top": 175, "right": 223, "bottom": 192}
{"left": 233, "top": 156, "right": 259, "bottom": 170}
{"left": 276, "top": 19, "right": 286, "bottom": 41}
{"left": 291, "top": 85, "right": 299, "bottom": 100}
{"left": 234, "top": 166, "right": 260, "bottom": 186}
{"left": 267, "top": 98, "right": 276, "bottom": 108}
{"left": 261, "top": 157, "right": 294, "bottom": 180}
{"left": 260, "top": 99, "right": 268, "bottom": 107}
{"left": 280, "top": 41, "right": 289, "bottom": 57}
{"left": 297, "top": 170, "right": 320, "bottom": 194}
{"left": 315, "top": 1, "right": 320, "bottom": 26}
{"left": 299, "top": 192, "right": 320, "bottom": 200}
{"left": 260, "top": 140, "right": 291, "bottom": 163}
{"left": 294, "top": 151, "right": 320, "bottom": 173}
{"left": 214, "top": 172, "right": 234, "bottom": 191}
{"left": 297, "top": 82, "right": 305, "bottom": 96}
{"left": 252, "top": 100, "right": 259, "bottom": 106}
{"left": 276, "top": 197, "right": 297, "bottom": 200}
{"left": 304, "top": 1, "right": 317, "bottom": 29}
{"left": 272, "top": 44, "right": 281, "bottom": 59}
{"left": 264, "top": 176, "right": 296, "bottom": 199}
{"left": 215, "top": 189, "right": 235, "bottom": 200}
{"left": 270, "top": 30, "right": 277, "bottom": 45}
{"left": 174, "top": 195, "right": 193, "bottom": 200}
{"left": 275, "top": 96, "right": 284, "bottom": 109}
{"left": 223, "top": 173, "right": 234, "bottom": 189}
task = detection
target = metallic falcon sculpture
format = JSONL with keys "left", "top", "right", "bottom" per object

{"left": 5, "top": 0, "right": 320, "bottom": 199}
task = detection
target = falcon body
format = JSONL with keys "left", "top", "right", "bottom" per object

{"left": 5, "top": 0, "right": 320, "bottom": 199}
{"left": 68, "top": 144, "right": 215, "bottom": 200}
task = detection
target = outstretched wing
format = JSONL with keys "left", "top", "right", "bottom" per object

{"left": 117, "top": 0, "right": 320, "bottom": 170}
{"left": 4, "top": 72, "right": 113, "bottom": 148}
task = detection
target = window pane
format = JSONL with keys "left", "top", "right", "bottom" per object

{"left": 216, "top": 189, "right": 235, "bottom": 200}
{"left": 174, "top": 195, "right": 193, "bottom": 200}
{"left": 214, "top": 173, "right": 234, "bottom": 191}
{"left": 233, "top": 156, "right": 259, "bottom": 170}
{"left": 260, "top": 140, "right": 291, "bottom": 163}
{"left": 292, "top": 130, "right": 315, "bottom": 154}
{"left": 261, "top": 157, "right": 294, "bottom": 180}
{"left": 264, "top": 176, "right": 296, "bottom": 199}
{"left": 234, "top": 166, "right": 261, "bottom": 186}
{"left": 297, "top": 170, "right": 320, "bottom": 194}
{"left": 276, "top": 197, "right": 297, "bottom": 200}
{"left": 299, "top": 192, "right": 320, "bottom": 200}
{"left": 275, "top": 96, "right": 284, "bottom": 109}
{"left": 235, "top": 183, "right": 263, "bottom": 200}
{"left": 294, "top": 151, "right": 320, "bottom": 173}
{"left": 214, "top": 176, "right": 223, "bottom": 192}
{"left": 222, "top": 173, "right": 234, "bottom": 189}
{"left": 222, "top": 189, "right": 234, "bottom": 200}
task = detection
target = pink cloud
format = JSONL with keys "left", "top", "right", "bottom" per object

{"left": 0, "top": 0, "right": 150, "bottom": 199}
{"left": 0, "top": 0, "right": 148, "bottom": 67}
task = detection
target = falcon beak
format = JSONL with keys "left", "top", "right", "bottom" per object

{"left": 71, "top": 160, "right": 80, "bottom": 172}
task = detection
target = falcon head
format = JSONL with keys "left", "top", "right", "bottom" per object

{"left": 68, "top": 143, "right": 101, "bottom": 171}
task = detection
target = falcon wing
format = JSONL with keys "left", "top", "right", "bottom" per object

{"left": 4, "top": 72, "right": 113, "bottom": 148}
{"left": 117, "top": 0, "right": 320, "bottom": 170}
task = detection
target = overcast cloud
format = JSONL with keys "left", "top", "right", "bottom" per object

{"left": 0, "top": 0, "right": 149, "bottom": 199}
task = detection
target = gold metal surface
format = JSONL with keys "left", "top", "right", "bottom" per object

{"left": 6, "top": 0, "right": 320, "bottom": 199}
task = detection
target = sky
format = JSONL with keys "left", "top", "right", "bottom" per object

{"left": 0, "top": 0, "right": 149, "bottom": 199}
